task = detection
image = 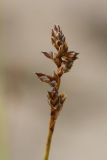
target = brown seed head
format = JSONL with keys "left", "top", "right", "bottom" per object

{"left": 36, "top": 25, "right": 79, "bottom": 112}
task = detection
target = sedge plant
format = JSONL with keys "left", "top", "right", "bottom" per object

{"left": 36, "top": 25, "right": 79, "bottom": 160}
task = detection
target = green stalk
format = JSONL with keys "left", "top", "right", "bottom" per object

{"left": 44, "top": 116, "right": 56, "bottom": 160}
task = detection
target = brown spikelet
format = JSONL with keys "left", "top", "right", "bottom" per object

{"left": 35, "top": 25, "right": 79, "bottom": 160}
{"left": 42, "top": 52, "right": 53, "bottom": 59}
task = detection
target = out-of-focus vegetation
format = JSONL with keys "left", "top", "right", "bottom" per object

{"left": 0, "top": 101, "right": 8, "bottom": 160}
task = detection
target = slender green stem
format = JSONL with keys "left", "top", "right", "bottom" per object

{"left": 44, "top": 116, "right": 56, "bottom": 160}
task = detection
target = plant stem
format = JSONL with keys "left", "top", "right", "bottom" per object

{"left": 36, "top": 25, "right": 79, "bottom": 160}
{"left": 44, "top": 115, "right": 56, "bottom": 160}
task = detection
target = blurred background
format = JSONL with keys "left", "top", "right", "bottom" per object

{"left": 0, "top": 0, "right": 107, "bottom": 160}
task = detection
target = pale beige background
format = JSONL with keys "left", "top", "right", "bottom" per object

{"left": 0, "top": 0, "right": 107, "bottom": 160}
